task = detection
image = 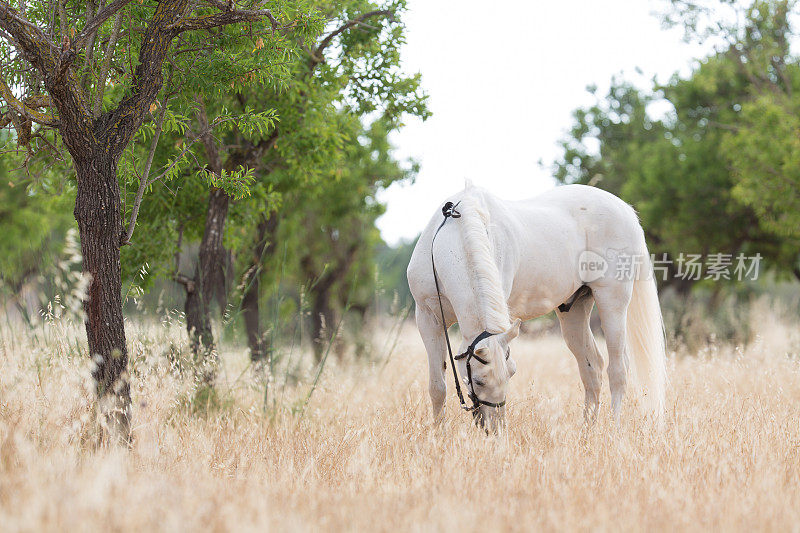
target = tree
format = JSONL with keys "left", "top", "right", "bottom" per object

{"left": 662, "top": 0, "right": 800, "bottom": 259}
{"left": 120, "top": 0, "right": 427, "bottom": 367}
{"left": 0, "top": 136, "right": 74, "bottom": 313}
{"left": 235, "top": 0, "right": 427, "bottom": 362}
{"left": 291, "top": 116, "right": 415, "bottom": 359}
{"left": 554, "top": 63, "right": 799, "bottom": 295}
{"left": 715, "top": 1, "right": 800, "bottom": 242}
{"left": 0, "top": 0, "right": 317, "bottom": 443}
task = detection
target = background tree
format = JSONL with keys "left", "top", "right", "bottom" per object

{"left": 119, "top": 0, "right": 427, "bottom": 368}
{"left": 232, "top": 0, "right": 427, "bottom": 363}
{"left": 289, "top": 115, "right": 416, "bottom": 359}
{"left": 554, "top": 54, "right": 800, "bottom": 296}
{"left": 662, "top": 0, "right": 800, "bottom": 251}
{"left": 0, "top": 0, "right": 318, "bottom": 442}
{"left": 0, "top": 134, "right": 74, "bottom": 316}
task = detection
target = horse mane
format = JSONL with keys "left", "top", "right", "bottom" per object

{"left": 456, "top": 191, "right": 512, "bottom": 334}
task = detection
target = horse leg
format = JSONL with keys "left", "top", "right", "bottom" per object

{"left": 556, "top": 293, "right": 604, "bottom": 424}
{"left": 415, "top": 305, "right": 447, "bottom": 420}
{"left": 592, "top": 283, "right": 633, "bottom": 423}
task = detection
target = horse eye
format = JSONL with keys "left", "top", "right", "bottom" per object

{"left": 474, "top": 379, "right": 486, "bottom": 387}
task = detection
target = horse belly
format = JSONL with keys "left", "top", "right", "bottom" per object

{"left": 507, "top": 275, "right": 577, "bottom": 320}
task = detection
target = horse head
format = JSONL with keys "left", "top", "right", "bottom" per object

{"left": 458, "top": 318, "right": 521, "bottom": 432}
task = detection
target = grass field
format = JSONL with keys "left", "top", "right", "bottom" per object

{"left": 1, "top": 305, "right": 800, "bottom": 532}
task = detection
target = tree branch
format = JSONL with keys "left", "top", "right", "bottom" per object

{"left": 250, "top": 126, "right": 279, "bottom": 159}
{"left": 23, "top": 94, "right": 52, "bottom": 108}
{"left": 0, "top": 1, "right": 59, "bottom": 73}
{"left": 225, "top": 125, "right": 279, "bottom": 171}
{"left": 193, "top": 94, "right": 223, "bottom": 175}
{"left": 173, "top": 272, "right": 195, "bottom": 291}
{"left": 0, "top": 2, "right": 93, "bottom": 138}
{"left": 92, "top": 9, "right": 123, "bottom": 116}
{"left": 0, "top": 75, "right": 60, "bottom": 126}
{"left": 171, "top": 6, "right": 278, "bottom": 33}
{"left": 53, "top": 0, "right": 134, "bottom": 85}
{"left": 97, "top": 0, "right": 190, "bottom": 156}
{"left": 80, "top": 0, "right": 99, "bottom": 91}
{"left": 310, "top": 10, "right": 393, "bottom": 68}
{"left": 57, "top": 0, "right": 66, "bottom": 42}
{"left": 148, "top": 114, "right": 238, "bottom": 186}
{"left": 73, "top": 0, "right": 133, "bottom": 49}
{"left": 121, "top": 93, "right": 171, "bottom": 246}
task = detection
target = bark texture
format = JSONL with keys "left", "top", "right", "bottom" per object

{"left": 73, "top": 153, "right": 130, "bottom": 444}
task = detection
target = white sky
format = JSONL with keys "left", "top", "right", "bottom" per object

{"left": 376, "top": 0, "right": 709, "bottom": 245}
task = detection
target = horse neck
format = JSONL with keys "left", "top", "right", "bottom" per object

{"left": 456, "top": 195, "right": 511, "bottom": 336}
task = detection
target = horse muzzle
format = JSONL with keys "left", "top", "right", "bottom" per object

{"left": 473, "top": 404, "right": 505, "bottom": 433}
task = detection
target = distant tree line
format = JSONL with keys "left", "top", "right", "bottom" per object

{"left": 554, "top": 0, "right": 800, "bottom": 298}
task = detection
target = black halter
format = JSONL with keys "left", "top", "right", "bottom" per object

{"left": 454, "top": 330, "right": 507, "bottom": 409}
{"left": 430, "top": 201, "right": 508, "bottom": 412}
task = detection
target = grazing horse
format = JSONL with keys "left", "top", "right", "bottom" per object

{"left": 407, "top": 183, "right": 666, "bottom": 431}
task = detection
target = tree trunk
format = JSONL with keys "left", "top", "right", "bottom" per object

{"left": 673, "top": 277, "right": 695, "bottom": 297}
{"left": 185, "top": 96, "right": 230, "bottom": 364}
{"left": 182, "top": 267, "right": 216, "bottom": 383}
{"left": 178, "top": 188, "right": 229, "bottom": 383}
{"left": 241, "top": 275, "right": 263, "bottom": 361}
{"left": 199, "top": 187, "right": 230, "bottom": 313}
{"left": 301, "top": 241, "right": 359, "bottom": 362}
{"left": 190, "top": 97, "right": 279, "bottom": 365}
{"left": 242, "top": 212, "right": 278, "bottom": 362}
{"left": 311, "top": 287, "right": 335, "bottom": 362}
{"left": 183, "top": 269, "right": 214, "bottom": 352}
{"left": 73, "top": 154, "right": 130, "bottom": 445}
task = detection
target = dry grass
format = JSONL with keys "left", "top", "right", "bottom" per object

{"left": 2, "top": 304, "right": 800, "bottom": 532}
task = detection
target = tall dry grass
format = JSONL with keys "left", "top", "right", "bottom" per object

{"left": 1, "top": 301, "right": 800, "bottom": 532}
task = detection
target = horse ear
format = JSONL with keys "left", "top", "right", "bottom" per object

{"left": 500, "top": 318, "right": 522, "bottom": 344}
{"left": 506, "top": 355, "right": 517, "bottom": 377}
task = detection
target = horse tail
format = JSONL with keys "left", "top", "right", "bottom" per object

{"left": 626, "top": 244, "right": 667, "bottom": 416}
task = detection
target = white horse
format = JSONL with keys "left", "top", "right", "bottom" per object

{"left": 407, "top": 183, "right": 666, "bottom": 431}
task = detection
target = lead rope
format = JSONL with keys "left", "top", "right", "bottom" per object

{"left": 430, "top": 201, "right": 470, "bottom": 409}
